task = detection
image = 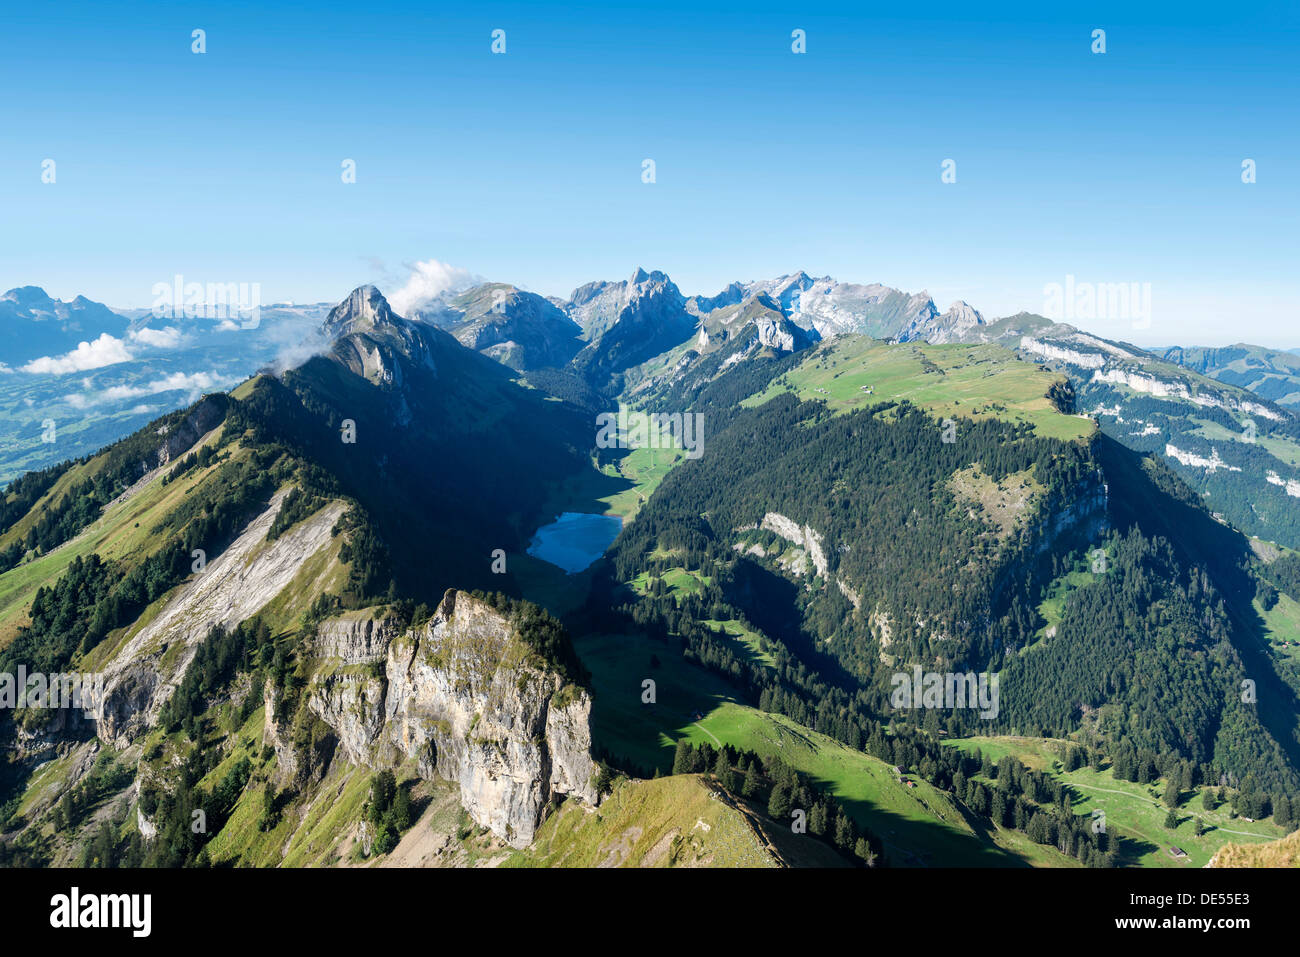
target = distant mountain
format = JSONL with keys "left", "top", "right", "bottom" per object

{"left": 6, "top": 270, "right": 1299, "bottom": 561}
{"left": 624, "top": 292, "right": 814, "bottom": 408}
{"left": 0, "top": 286, "right": 130, "bottom": 364}
{"left": 686, "top": 272, "right": 984, "bottom": 344}
{"left": 568, "top": 269, "right": 697, "bottom": 391}
{"left": 414, "top": 283, "right": 582, "bottom": 371}
{"left": 1160, "top": 343, "right": 1300, "bottom": 410}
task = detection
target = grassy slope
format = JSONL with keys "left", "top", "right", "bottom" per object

{"left": 506, "top": 774, "right": 791, "bottom": 868}
{"left": 743, "top": 339, "right": 1095, "bottom": 442}
{"left": 0, "top": 427, "right": 231, "bottom": 648}
{"left": 1212, "top": 828, "right": 1300, "bottom": 867}
{"left": 572, "top": 628, "right": 1073, "bottom": 867}
{"left": 948, "top": 736, "right": 1288, "bottom": 868}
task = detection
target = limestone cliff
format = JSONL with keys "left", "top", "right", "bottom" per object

{"left": 307, "top": 590, "right": 597, "bottom": 848}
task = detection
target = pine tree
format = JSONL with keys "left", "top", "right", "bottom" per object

{"left": 1163, "top": 808, "right": 1179, "bottom": 829}
{"left": 712, "top": 749, "right": 730, "bottom": 780}
{"left": 392, "top": 784, "right": 412, "bottom": 831}
{"left": 834, "top": 812, "right": 856, "bottom": 850}
{"left": 768, "top": 783, "right": 793, "bottom": 821}
{"left": 1275, "top": 795, "right": 1293, "bottom": 829}
{"left": 672, "top": 739, "right": 694, "bottom": 775}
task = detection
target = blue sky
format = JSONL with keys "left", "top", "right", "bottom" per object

{"left": 1, "top": 0, "right": 1296, "bottom": 346}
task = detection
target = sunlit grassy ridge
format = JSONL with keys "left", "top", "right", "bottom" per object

{"left": 1212, "top": 828, "right": 1300, "bottom": 867}
{"left": 506, "top": 774, "right": 789, "bottom": 868}
{"left": 744, "top": 338, "right": 1094, "bottom": 442}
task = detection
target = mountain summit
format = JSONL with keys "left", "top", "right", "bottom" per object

{"left": 322, "top": 284, "right": 401, "bottom": 340}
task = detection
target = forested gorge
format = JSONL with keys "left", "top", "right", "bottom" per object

{"left": 609, "top": 394, "right": 1098, "bottom": 678}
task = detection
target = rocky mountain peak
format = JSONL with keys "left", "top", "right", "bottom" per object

{"left": 941, "top": 300, "right": 985, "bottom": 334}
{"left": 322, "top": 284, "right": 400, "bottom": 340}
{"left": 2, "top": 285, "right": 54, "bottom": 308}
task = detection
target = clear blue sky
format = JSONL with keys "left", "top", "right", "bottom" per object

{"left": 1, "top": 0, "right": 1296, "bottom": 345}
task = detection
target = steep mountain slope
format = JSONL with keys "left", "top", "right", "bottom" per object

{"left": 596, "top": 331, "right": 1300, "bottom": 806}
{"left": 257, "top": 285, "right": 592, "bottom": 598}
{"left": 415, "top": 283, "right": 582, "bottom": 371}
{"left": 956, "top": 315, "right": 1300, "bottom": 549}
{"left": 621, "top": 293, "right": 815, "bottom": 409}
{"left": 567, "top": 269, "right": 697, "bottom": 392}
{"left": 0, "top": 289, "right": 605, "bottom": 867}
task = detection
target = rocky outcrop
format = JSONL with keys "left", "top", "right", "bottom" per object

{"left": 262, "top": 684, "right": 301, "bottom": 786}
{"left": 323, "top": 285, "right": 439, "bottom": 389}
{"left": 760, "top": 512, "right": 829, "bottom": 578}
{"left": 155, "top": 395, "right": 227, "bottom": 466}
{"left": 1090, "top": 368, "right": 1285, "bottom": 421}
{"left": 307, "top": 590, "right": 597, "bottom": 848}
{"left": 1023, "top": 471, "right": 1110, "bottom": 557}
{"left": 1019, "top": 336, "right": 1107, "bottom": 369}
{"left": 1266, "top": 471, "right": 1300, "bottom": 497}
{"left": 1165, "top": 444, "right": 1241, "bottom": 473}
{"left": 315, "top": 615, "right": 398, "bottom": 664}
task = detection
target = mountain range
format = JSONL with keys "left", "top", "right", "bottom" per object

{"left": 2, "top": 272, "right": 1299, "bottom": 870}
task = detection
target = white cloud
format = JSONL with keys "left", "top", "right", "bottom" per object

{"left": 63, "top": 369, "right": 238, "bottom": 408}
{"left": 21, "top": 333, "right": 134, "bottom": 374}
{"left": 130, "top": 326, "right": 184, "bottom": 348}
{"left": 388, "top": 259, "right": 477, "bottom": 316}
{"left": 149, "top": 370, "right": 232, "bottom": 394}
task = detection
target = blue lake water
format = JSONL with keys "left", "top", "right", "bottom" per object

{"left": 527, "top": 512, "right": 624, "bottom": 574}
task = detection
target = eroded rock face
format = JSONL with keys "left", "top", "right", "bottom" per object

{"left": 307, "top": 590, "right": 597, "bottom": 848}
{"left": 155, "top": 395, "right": 227, "bottom": 467}
{"left": 315, "top": 615, "right": 396, "bottom": 665}
{"left": 760, "top": 512, "right": 829, "bottom": 578}
{"left": 89, "top": 490, "right": 347, "bottom": 749}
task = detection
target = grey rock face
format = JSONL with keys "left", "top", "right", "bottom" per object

{"left": 322, "top": 285, "right": 439, "bottom": 388}
{"left": 155, "top": 395, "right": 227, "bottom": 467}
{"left": 307, "top": 590, "right": 597, "bottom": 848}
{"left": 416, "top": 284, "right": 582, "bottom": 371}
{"left": 315, "top": 615, "right": 397, "bottom": 665}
